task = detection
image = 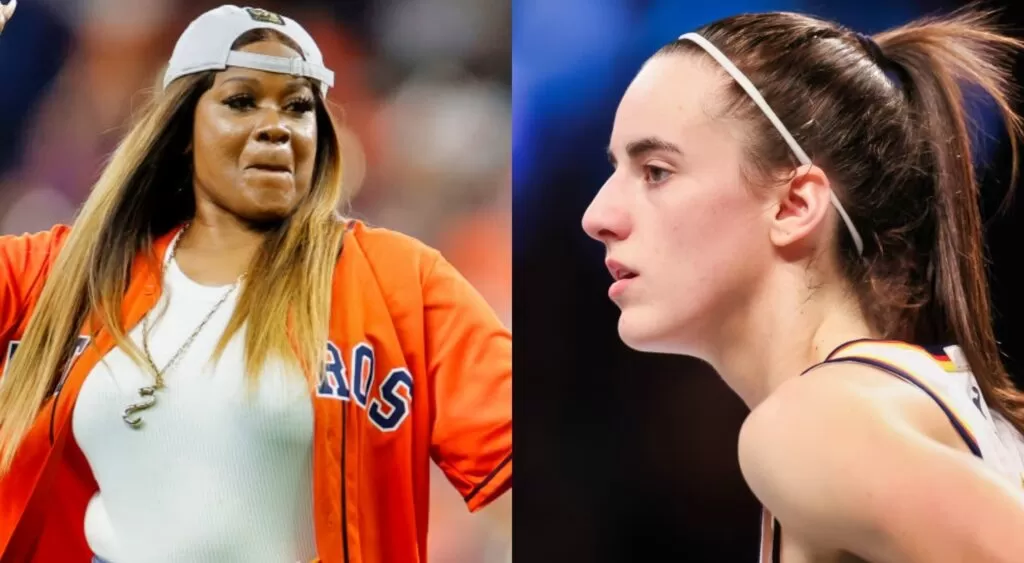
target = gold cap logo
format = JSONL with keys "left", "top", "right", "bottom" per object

{"left": 245, "top": 7, "right": 284, "bottom": 26}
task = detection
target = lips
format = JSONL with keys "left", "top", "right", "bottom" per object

{"left": 606, "top": 259, "right": 637, "bottom": 301}
{"left": 247, "top": 163, "right": 292, "bottom": 173}
{"left": 605, "top": 259, "right": 638, "bottom": 281}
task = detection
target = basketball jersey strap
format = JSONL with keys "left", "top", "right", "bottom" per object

{"left": 758, "top": 509, "right": 781, "bottom": 563}
{"left": 817, "top": 356, "right": 983, "bottom": 458}
{"left": 761, "top": 340, "right": 986, "bottom": 562}
{"left": 772, "top": 516, "right": 781, "bottom": 563}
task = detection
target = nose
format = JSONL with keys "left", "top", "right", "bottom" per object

{"left": 582, "top": 178, "right": 631, "bottom": 243}
{"left": 254, "top": 111, "right": 291, "bottom": 145}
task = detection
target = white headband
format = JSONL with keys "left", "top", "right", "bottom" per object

{"left": 678, "top": 32, "right": 865, "bottom": 255}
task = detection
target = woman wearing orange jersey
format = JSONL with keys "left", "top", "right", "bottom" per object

{"left": 0, "top": 4, "right": 511, "bottom": 563}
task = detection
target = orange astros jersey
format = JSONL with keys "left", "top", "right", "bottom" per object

{"left": 0, "top": 221, "right": 512, "bottom": 563}
{"left": 760, "top": 339, "right": 1024, "bottom": 563}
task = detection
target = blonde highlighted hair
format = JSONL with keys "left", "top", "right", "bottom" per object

{"left": 0, "top": 29, "right": 347, "bottom": 472}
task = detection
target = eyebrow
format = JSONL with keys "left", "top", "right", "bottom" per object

{"left": 220, "top": 76, "right": 314, "bottom": 93}
{"left": 606, "top": 136, "right": 683, "bottom": 165}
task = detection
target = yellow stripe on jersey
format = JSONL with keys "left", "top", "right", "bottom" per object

{"left": 933, "top": 356, "right": 958, "bottom": 373}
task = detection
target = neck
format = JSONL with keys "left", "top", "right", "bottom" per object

{"left": 174, "top": 201, "right": 269, "bottom": 285}
{"left": 704, "top": 268, "right": 878, "bottom": 409}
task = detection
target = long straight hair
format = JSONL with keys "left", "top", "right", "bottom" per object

{"left": 0, "top": 29, "right": 347, "bottom": 472}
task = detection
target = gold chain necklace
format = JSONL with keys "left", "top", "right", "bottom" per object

{"left": 121, "top": 226, "right": 246, "bottom": 429}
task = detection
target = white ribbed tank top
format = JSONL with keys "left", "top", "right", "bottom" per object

{"left": 72, "top": 247, "right": 317, "bottom": 563}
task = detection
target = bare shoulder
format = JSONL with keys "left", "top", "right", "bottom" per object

{"left": 739, "top": 361, "right": 1024, "bottom": 562}
{"left": 737, "top": 363, "right": 897, "bottom": 536}
{"left": 738, "top": 360, "right": 962, "bottom": 503}
{"left": 741, "top": 360, "right": 917, "bottom": 452}
{"left": 740, "top": 360, "right": 970, "bottom": 472}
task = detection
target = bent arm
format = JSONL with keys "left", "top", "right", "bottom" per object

{"left": 423, "top": 251, "right": 512, "bottom": 513}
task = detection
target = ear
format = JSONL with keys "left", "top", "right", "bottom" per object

{"left": 768, "top": 164, "right": 833, "bottom": 252}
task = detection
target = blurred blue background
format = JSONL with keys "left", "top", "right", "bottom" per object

{"left": 513, "top": 0, "right": 1024, "bottom": 561}
{"left": 513, "top": 0, "right": 1000, "bottom": 248}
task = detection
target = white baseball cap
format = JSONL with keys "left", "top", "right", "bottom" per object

{"left": 163, "top": 5, "right": 335, "bottom": 96}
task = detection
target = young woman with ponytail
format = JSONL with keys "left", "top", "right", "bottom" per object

{"left": 584, "top": 6, "right": 1024, "bottom": 562}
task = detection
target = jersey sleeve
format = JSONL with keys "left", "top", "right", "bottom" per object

{"left": 424, "top": 251, "right": 512, "bottom": 512}
{"left": 0, "top": 226, "right": 70, "bottom": 344}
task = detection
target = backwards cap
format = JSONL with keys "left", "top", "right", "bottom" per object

{"left": 163, "top": 5, "right": 334, "bottom": 96}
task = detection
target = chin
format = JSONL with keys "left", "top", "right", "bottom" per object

{"left": 240, "top": 193, "right": 305, "bottom": 223}
{"left": 243, "top": 176, "right": 304, "bottom": 203}
{"left": 231, "top": 202, "right": 298, "bottom": 227}
{"left": 616, "top": 306, "right": 700, "bottom": 356}
{"left": 616, "top": 308, "right": 664, "bottom": 352}
{"left": 246, "top": 208, "right": 296, "bottom": 226}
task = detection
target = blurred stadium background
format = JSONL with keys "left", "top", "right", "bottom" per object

{"left": 0, "top": 0, "right": 509, "bottom": 562}
{"left": 514, "top": 0, "right": 1024, "bottom": 561}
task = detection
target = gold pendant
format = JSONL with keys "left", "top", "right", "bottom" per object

{"left": 122, "top": 385, "right": 158, "bottom": 429}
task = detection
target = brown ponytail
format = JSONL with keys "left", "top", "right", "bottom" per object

{"left": 659, "top": 6, "right": 1024, "bottom": 434}
{"left": 877, "top": 8, "right": 1024, "bottom": 432}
